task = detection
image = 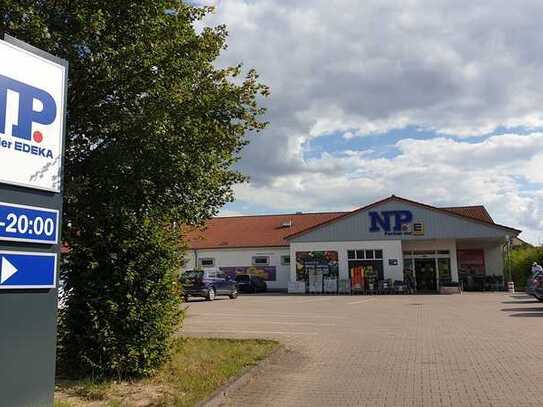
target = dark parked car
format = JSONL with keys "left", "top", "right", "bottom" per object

{"left": 235, "top": 274, "right": 267, "bottom": 293}
{"left": 527, "top": 270, "right": 542, "bottom": 297}
{"left": 181, "top": 269, "right": 238, "bottom": 301}
{"left": 526, "top": 273, "right": 543, "bottom": 302}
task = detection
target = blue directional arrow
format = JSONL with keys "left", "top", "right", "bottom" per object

{"left": 0, "top": 251, "right": 56, "bottom": 289}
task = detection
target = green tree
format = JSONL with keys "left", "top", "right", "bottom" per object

{"left": 0, "top": 1, "right": 268, "bottom": 377}
{"left": 511, "top": 245, "right": 543, "bottom": 289}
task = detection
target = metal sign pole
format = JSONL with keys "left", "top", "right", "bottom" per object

{"left": 0, "top": 35, "right": 68, "bottom": 406}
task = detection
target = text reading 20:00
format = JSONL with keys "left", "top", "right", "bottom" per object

{"left": 5, "top": 214, "right": 55, "bottom": 237}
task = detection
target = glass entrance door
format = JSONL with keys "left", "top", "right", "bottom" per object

{"left": 415, "top": 258, "right": 437, "bottom": 292}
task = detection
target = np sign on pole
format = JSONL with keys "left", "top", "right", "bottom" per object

{"left": 0, "top": 37, "right": 66, "bottom": 192}
{"left": 0, "top": 34, "right": 68, "bottom": 407}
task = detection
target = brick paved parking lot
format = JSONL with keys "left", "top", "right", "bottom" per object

{"left": 181, "top": 293, "right": 543, "bottom": 407}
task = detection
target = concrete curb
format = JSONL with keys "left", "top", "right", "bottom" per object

{"left": 198, "top": 344, "right": 285, "bottom": 407}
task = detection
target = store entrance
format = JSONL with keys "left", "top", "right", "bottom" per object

{"left": 348, "top": 260, "right": 384, "bottom": 293}
{"left": 415, "top": 258, "right": 437, "bottom": 292}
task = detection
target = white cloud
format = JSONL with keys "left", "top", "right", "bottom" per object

{"left": 204, "top": 0, "right": 543, "bottom": 138}
{"left": 199, "top": 1, "right": 543, "bottom": 244}
{"left": 230, "top": 134, "right": 543, "bottom": 244}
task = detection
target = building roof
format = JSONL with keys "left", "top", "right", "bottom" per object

{"left": 185, "top": 195, "right": 519, "bottom": 250}
{"left": 441, "top": 205, "right": 494, "bottom": 223}
{"left": 185, "top": 212, "right": 346, "bottom": 249}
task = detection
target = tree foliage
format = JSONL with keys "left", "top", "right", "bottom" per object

{"left": 510, "top": 245, "right": 543, "bottom": 289}
{"left": 0, "top": 0, "right": 268, "bottom": 377}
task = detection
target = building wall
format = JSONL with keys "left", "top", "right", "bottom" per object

{"left": 456, "top": 240, "right": 505, "bottom": 277}
{"left": 484, "top": 246, "right": 504, "bottom": 277}
{"left": 291, "top": 199, "right": 513, "bottom": 242}
{"left": 290, "top": 240, "right": 403, "bottom": 284}
{"left": 184, "top": 240, "right": 504, "bottom": 292}
{"left": 183, "top": 247, "right": 290, "bottom": 290}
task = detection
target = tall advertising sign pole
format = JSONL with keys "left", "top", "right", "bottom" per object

{"left": 0, "top": 35, "right": 68, "bottom": 406}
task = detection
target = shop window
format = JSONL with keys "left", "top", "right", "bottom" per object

{"left": 438, "top": 258, "right": 452, "bottom": 286}
{"left": 437, "top": 250, "right": 450, "bottom": 255}
{"left": 348, "top": 249, "right": 383, "bottom": 261}
{"left": 413, "top": 250, "right": 436, "bottom": 255}
{"left": 295, "top": 251, "right": 339, "bottom": 290}
{"left": 281, "top": 255, "right": 290, "bottom": 265}
{"left": 252, "top": 256, "right": 270, "bottom": 266}
{"left": 199, "top": 258, "right": 215, "bottom": 268}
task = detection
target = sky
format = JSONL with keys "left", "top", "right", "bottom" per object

{"left": 196, "top": 0, "right": 543, "bottom": 244}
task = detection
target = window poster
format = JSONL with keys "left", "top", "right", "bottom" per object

{"left": 351, "top": 266, "right": 364, "bottom": 289}
{"left": 295, "top": 251, "right": 339, "bottom": 282}
{"left": 457, "top": 250, "right": 485, "bottom": 276}
{"left": 219, "top": 266, "right": 277, "bottom": 281}
{"left": 308, "top": 267, "right": 323, "bottom": 293}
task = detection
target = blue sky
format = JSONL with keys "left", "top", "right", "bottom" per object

{"left": 198, "top": 0, "right": 543, "bottom": 244}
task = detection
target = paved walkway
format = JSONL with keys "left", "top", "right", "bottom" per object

{"left": 181, "top": 293, "right": 543, "bottom": 406}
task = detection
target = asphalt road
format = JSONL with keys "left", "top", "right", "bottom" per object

{"left": 181, "top": 293, "right": 543, "bottom": 407}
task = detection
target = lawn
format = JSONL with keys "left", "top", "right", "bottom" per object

{"left": 55, "top": 337, "right": 278, "bottom": 407}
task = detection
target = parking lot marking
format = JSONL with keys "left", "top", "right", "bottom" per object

{"left": 184, "top": 329, "right": 318, "bottom": 336}
{"left": 193, "top": 312, "right": 347, "bottom": 319}
{"left": 295, "top": 297, "right": 334, "bottom": 303}
{"left": 189, "top": 319, "right": 336, "bottom": 327}
{"left": 347, "top": 298, "right": 374, "bottom": 305}
{"left": 237, "top": 297, "right": 334, "bottom": 305}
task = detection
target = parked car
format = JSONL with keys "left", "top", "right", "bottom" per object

{"left": 235, "top": 274, "right": 267, "bottom": 293}
{"left": 530, "top": 272, "right": 543, "bottom": 302}
{"left": 527, "top": 270, "right": 542, "bottom": 297}
{"left": 181, "top": 269, "right": 238, "bottom": 301}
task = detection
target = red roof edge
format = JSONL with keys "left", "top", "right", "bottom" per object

{"left": 441, "top": 205, "right": 494, "bottom": 223}
{"left": 285, "top": 195, "right": 521, "bottom": 240}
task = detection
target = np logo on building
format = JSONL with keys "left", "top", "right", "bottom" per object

{"left": 369, "top": 210, "right": 424, "bottom": 236}
{"left": 0, "top": 38, "right": 66, "bottom": 192}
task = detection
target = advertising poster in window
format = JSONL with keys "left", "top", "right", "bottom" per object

{"left": 220, "top": 266, "right": 276, "bottom": 281}
{"left": 308, "top": 267, "right": 323, "bottom": 293}
{"left": 295, "top": 251, "right": 339, "bottom": 282}
{"left": 457, "top": 249, "right": 485, "bottom": 276}
{"left": 457, "top": 249, "right": 486, "bottom": 291}
{"left": 351, "top": 266, "right": 364, "bottom": 290}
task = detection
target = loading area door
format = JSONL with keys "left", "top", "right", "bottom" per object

{"left": 415, "top": 258, "right": 437, "bottom": 292}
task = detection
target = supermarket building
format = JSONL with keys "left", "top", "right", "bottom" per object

{"left": 184, "top": 195, "right": 521, "bottom": 293}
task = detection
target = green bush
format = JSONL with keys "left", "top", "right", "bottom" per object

{"left": 510, "top": 246, "right": 543, "bottom": 289}
{"left": 57, "top": 215, "right": 183, "bottom": 378}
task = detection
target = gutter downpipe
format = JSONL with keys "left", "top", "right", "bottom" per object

{"left": 504, "top": 235, "right": 514, "bottom": 292}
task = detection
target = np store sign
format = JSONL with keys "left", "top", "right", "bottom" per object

{"left": 0, "top": 38, "right": 67, "bottom": 192}
{"left": 369, "top": 210, "right": 424, "bottom": 236}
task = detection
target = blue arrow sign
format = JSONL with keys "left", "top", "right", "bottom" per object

{"left": 0, "top": 251, "right": 57, "bottom": 289}
{"left": 0, "top": 201, "right": 59, "bottom": 244}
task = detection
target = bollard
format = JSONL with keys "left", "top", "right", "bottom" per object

{"left": 507, "top": 281, "right": 515, "bottom": 293}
